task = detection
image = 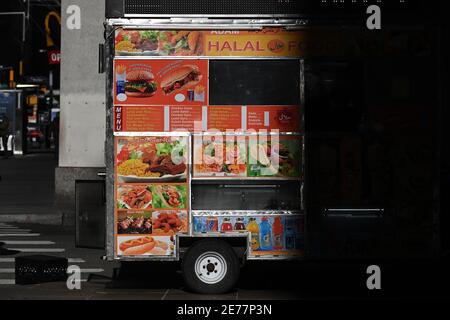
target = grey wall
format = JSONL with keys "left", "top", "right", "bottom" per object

{"left": 57, "top": 0, "right": 106, "bottom": 222}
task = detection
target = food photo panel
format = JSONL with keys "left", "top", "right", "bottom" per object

{"left": 117, "top": 235, "right": 174, "bottom": 256}
{"left": 152, "top": 210, "right": 188, "bottom": 235}
{"left": 116, "top": 136, "right": 188, "bottom": 183}
{"left": 117, "top": 210, "right": 153, "bottom": 235}
{"left": 114, "top": 59, "right": 208, "bottom": 106}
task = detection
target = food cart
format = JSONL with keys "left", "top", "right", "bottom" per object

{"left": 104, "top": 0, "right": 305, "bottom": 293}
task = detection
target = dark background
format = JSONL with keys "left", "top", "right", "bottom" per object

{"left": 0, "top": 0, "right": 60, "bottom": 87}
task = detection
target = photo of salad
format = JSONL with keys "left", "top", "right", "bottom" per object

{"left": 116, "top": 136, "right": 187, "bottom": 183}
{"left": 150, "top": 185, "right": 187, "bottom": 209}
{"left": 117, "top": 185, "right": 152, "bottom": 210}
{"left": 193, "top": 138, "right": 247, "bottom": 177}
{"left": 115, "top": 30, "right": 204, "bottom": 56}
{"left": 115, "top": 30, "right": 159, "bottom": 55}
{"left": 247, "top": 138, "right": 302, "bottom": 178}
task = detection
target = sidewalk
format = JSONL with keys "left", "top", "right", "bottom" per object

{"left": 0, "top": 153, "right": 63, "bottom": 225}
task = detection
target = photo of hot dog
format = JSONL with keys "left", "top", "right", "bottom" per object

{"left": 160, "top": 65, "right": 202, "bottom": 95}
{"left": 119, "top": 236, "right": 156, "bottom": 255}
{"left": 118, "top": 235, "right": 174, "bottom": 256}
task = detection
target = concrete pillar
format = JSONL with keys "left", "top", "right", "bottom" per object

{"left": 56, "top": 0, "right": 106, "bottom": 224}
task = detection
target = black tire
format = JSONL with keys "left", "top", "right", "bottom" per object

{"left": 182, "top": 239, "right": 240, "bottom": 294}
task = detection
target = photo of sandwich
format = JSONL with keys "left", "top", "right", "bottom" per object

{"left": 160, "top": 65, "right": 202, "bottom": 95}
{"left": 125, "top": 70, "right": 157, "bottom": 98}
{"left": 158, "top": 31, "right": 204, "bottom": 56}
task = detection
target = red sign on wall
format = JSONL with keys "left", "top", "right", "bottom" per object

{"left": 48, "top": 50, "right": 61, "bottom": 65}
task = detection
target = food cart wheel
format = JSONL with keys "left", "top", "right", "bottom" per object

{"left": 182, "top": 239, "right": 240, "bottom": 294}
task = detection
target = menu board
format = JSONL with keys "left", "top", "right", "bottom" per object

{"left": 114, "top": 104, "right": 301, "bottom": 133}
{"left": 115, "top": 135, "right": 189, "bottom": 257}
{"left": 192, "top": 214, "right": 304, "bottom": 257}
{"left": 112, "top": 28, "right": 304, "bottom": 259}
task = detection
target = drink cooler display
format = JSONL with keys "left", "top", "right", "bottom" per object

{"left": 193, "top": 214, "right": 304, "bottom": 257}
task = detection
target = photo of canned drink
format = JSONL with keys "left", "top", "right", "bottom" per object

{"left": 187, "top": 89, "right": 194, "bottom": 101}
{"left": 194, "top": 217, "right": 206, "bottom": 233}
{"left": 115, "top": 64, "right": 126, "bottom": 96}
{"left": 206, "top": 217, "right": 218, "bottom": 232}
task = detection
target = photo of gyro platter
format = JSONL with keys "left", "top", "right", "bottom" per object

{"left": 193, "top": 137, "right": 247, "bottom": 177}
{"left": 150, "top": 185, "right": 187, "bottom": 209}
{"left": 116, "top": 136, "right": 188, "bottom": 183}
{"left": 117, "top": 185, "right": 152, "bottom": 210}
{"left": 117, "top": 211, "right": 152, "bottom": 235}
{"left": 152, "top": 211, "right": 188, "bottom": 235}
{"left": 115, "top": 30, "right": 160, "bottom": 55}
{"left": 117, "top": 235, "right": 174, "bottom": 256}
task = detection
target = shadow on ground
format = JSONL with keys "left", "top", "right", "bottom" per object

{"left": 103, "top": 257, "right": 450, "bottom": 299}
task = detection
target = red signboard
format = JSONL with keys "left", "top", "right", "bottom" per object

{"left": 48, "top": 50, "right": 61, "bottom": 65}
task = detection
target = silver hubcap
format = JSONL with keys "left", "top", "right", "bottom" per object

{"left": 194, "top": 251, "right": 227, "bottom": 284}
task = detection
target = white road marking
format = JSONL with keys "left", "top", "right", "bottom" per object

{"left": 0, "top": 258, "right": 85, "bottom": 263}
{"left": 77, "top": 269, "right": 104, "bottom": 273}
{"left": 0, "top": 268, "right": 103, "bottom": 273}
{"left": 0, "top": 234, "right": 40, "bottom": 237}
{"left": 1, "top": 241, "right": 55, "bottom": 245}
{"left": 0, "top": 226, "right": 20, "bottom": 229}
{"left": 68, "top": 258, "right": 85, "bottom": 263}
{"left": 0, "top": 279, "right": 15, "bottom": 285}
{"left": 6, "top": 248, "right": 65, "bottom": 253}
{"left": 0, "top": 230, "right": 32, "bottom": 233}
{"left": 0, "top": 279, "right": 91, "bottom": 285}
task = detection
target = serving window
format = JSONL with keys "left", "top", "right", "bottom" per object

{"left": 209, "top": 59, "right": 301, "bottom": 106}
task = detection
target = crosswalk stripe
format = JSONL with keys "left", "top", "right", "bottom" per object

{"left": 0, "top": 234, "right": 40, "bottom": 237}
{"left": 77, "top": 269, "right": 104, "bottom": 273}
{"left": 0, "top": 258, "right": 86, "bottom": 263}
{"left": 6, "top": 248, "right": 65, "bottom": 253}
{"left": 0, "top": 268, "right": 103, "bottom": 273}
{"left": 1, "top": 241, "right": 55, "bottom": 245}
{"left": 0, "top": 279, "right": 15, "bottom": 285}
{"left": 0, "top": 230, "right": 32, "bottom": 233}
